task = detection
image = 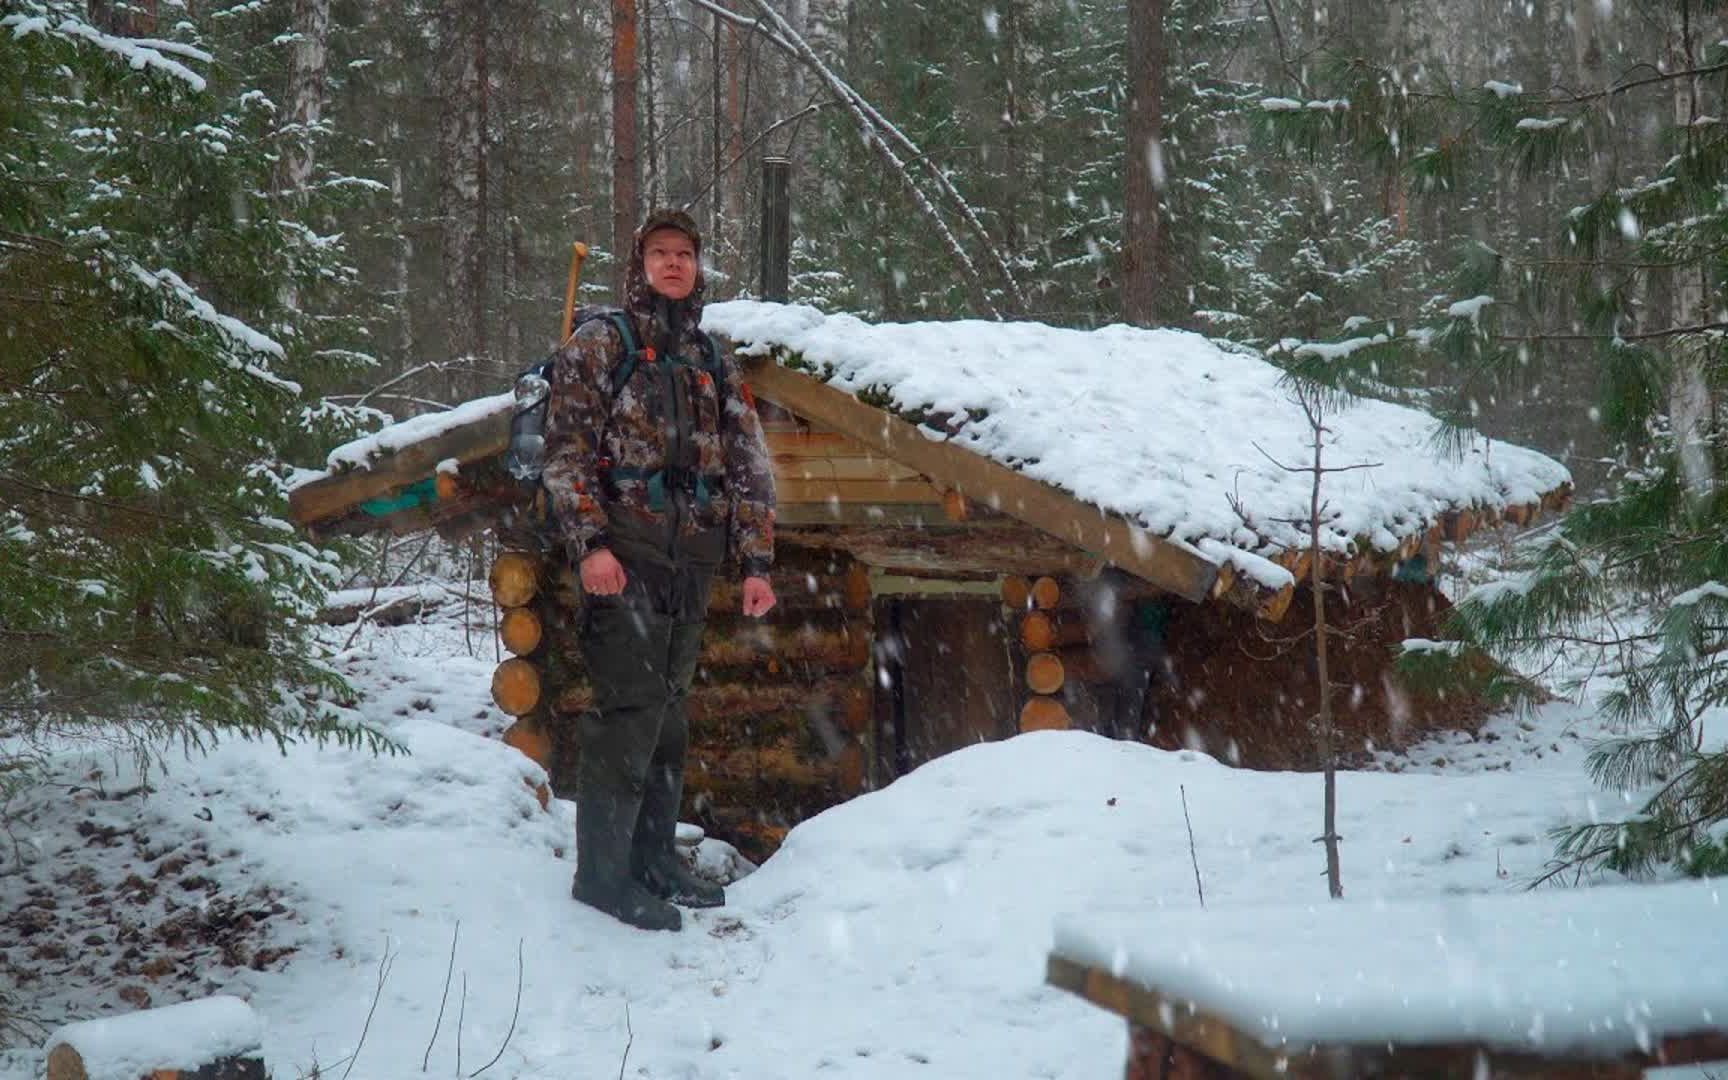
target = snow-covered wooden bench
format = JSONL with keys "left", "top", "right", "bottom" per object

{"left": 1048, "top": 879, "right": 1728, "bottom": 1078}
{"left": 45, "top": 995, "right": 266, "bottom": 1080}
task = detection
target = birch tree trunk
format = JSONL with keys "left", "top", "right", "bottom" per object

{"left": 281, "top": 0, "right": 331, "bottom": 197}
{"left": 1122, "top": 0, "right": 1167, "bottom": 326}
{"left": 437, "top": 0, "right": 487, "bottom": 382}
{"left": 612, "top": 0, "right": 640, "bottom": 300}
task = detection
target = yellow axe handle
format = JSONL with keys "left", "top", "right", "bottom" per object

{"left": 561, "top": 241, "right": 591, "bottom": 342}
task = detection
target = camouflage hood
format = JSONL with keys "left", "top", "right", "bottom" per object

{"left": 624, "top": 208, "right": 706, "bottom": 323}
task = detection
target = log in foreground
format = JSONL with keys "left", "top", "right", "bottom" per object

{"left": 1020, "top": 610, "right": 1089, "bottom": 652}
{"left": 46, "top": 996, "right": 266, "bottom": 1080}
{"left": 489, "top": 551, "right": 541, "bottom": 608}
{"left": 499, "top": 605, "right": 544, "bottom": 656}
{"left": 1019, "top": 695, "right": 1071, "bottom": 732}
{"left": 1030, "top": 575, "right": 1062, "bottom": 610}
{"left": 491, "top": 658, "right": 542, "bottom": 716}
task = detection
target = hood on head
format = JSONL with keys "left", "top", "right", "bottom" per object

{"left": 625, "top": 208, "right": 705, "bottom": 317}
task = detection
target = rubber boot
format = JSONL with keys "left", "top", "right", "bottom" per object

{"left": 572, "top": 787, "right": 682, "bottom": 931}
{"left": 571, "top": 601, "right": 681, "bottom": 932}
{"left": 631, "top": 620, "right": 725, "bottom": 909}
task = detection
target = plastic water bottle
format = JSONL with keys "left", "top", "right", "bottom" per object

{"left": 505, "top": 372, "right": 551, "bottom": 482}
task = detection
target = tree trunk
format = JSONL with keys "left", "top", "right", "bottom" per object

{"left": 726, "top": 15, "right": 746, "bottom": 278}
{"left": 642, "top": 0, "right": 662, "bottom": 210}
{"left": 385, "top": 0, "right": 415, "bottom": 363}
{"left": 612, "top": 0, "right": 640, "bottom": 300}
{"left": 438, "top": 0, "right": 487, "bottom": 383}
{"left": 1671, "top": 7, "right": 1716, "bottom": 502}
{"left": 711, "top": 5, "right": 724, "bottom": 243}
{"left": 281, "top": 0, "right": 331, "bottom": 196}
{"left": 87, "top": 0, "right": 156, "bottom": 34}
{"left": 1122, "top": 0, "right": 1166, "bottom": 327}
{"left": 997, "top": 0, "right": 1024, "bottom": 266}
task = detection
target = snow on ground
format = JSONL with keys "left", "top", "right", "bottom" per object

{"left": 4, "top": 576, "right": 1722, "bottom": 1078}
{"left": 702, "top": 301, "right": 1571, "bottom": 566}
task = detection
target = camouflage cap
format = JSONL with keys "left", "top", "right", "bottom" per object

{"left": 636, "top": 208, "right": 702, "bottom": 255}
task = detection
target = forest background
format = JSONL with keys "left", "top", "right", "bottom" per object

{"left": 47, "top": 0, "right": 1670, "bottom": 476}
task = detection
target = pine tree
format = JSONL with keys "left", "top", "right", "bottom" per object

{"left": 0, "top": 5, "right": 385, "bottom": 787}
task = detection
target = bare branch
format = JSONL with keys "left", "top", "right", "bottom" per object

{"left": 468, "top": 938, "right": 525, "bottom": 1077}
{"left": 421, "top": 921, "right": 459, "bottom": 1072}
{"left": 339, "top": 940, "right": 395, "bottom": 1080}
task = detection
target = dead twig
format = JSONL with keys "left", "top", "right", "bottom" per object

{"left": 618, "top": 999, "right": 634, "bottom": 1080}
{"left": 456, "top": 973, "right": 468, "bottom": 1076}
{"left": 422, "top": 921, "right": 460, "bottom": 1071}
{"left": 467, "top": 939, "right": 525, "bottom": 1078}
{"left": 1179, "top": 784, "right": 1205, "bottom": 908}
{"left": 339, "top": 939, "right": 396, "bottom": 1080}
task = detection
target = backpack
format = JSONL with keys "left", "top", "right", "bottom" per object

{"left": 503, "top": 306, "right": 728, "bottom": 491}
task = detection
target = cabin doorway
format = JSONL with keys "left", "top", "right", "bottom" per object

{"left": 873, "top": 592, "right": 1016, "bottom": 780}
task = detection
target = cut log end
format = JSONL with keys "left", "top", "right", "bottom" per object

{"left": 1257, "top": 581, "right": 1296, "bottom": 623}
{"left": 1019, "top": 695, "right": 1072, "bottom": 732}
{"left": 499, "top": 606, "right": 544, "bottom": 656}
{"left": 1026, "top": 651, "right": 1065, "bottom": 695}
{"left": 489, "top": 551, "right": 542, "bottom": 608}
{"left": 1000, "top": 575, "right": 1032, "bottom": 611}
{"left": 1031, "top": 575, "right": 1062, "bottom": 610}
{"left": 1020, "top": 610, "right": 1088, "bottom": 652}
{"left": 502, "top": 718, "right": 551, "bottom": 767}
{"left": 491, "top": 658, "right": 542, "bottom": 716}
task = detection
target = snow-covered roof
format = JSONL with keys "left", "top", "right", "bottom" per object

{"left": 1052, "top": 878, "right": 1728, "bottom": 1059}
{"left": 704, "top": 302, "right": 1571, "bottom": 572}
{"left": 313, "top": 392, "right": 514, "bottom": 480}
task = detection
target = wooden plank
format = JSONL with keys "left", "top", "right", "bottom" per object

{"left": 287, "top": 404, "right": 514, "bottom": 527}
{"left": 776, "top": 476, "right": 945, "bottom": 505}
{"left": 765, "top": 429, "right": 878, "bottom": 457}
{"left": 776, "top": 502, "right": 959, "bottom": 528}
{"left": 743, "top": 359, "right": 1218, "bottom": 602}
{"left": 774, "top": 456, "right": 926, "bottom": 482}
{"left": 1049, "top": 955, "right": 1658, "bottom": 1080}
{"left": 1046, "top": 955, "right": 1301, "bottom": 1080}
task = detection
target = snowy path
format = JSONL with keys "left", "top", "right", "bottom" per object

{"left": 1, "top": 617, "right": 1688, "bottom": 1078}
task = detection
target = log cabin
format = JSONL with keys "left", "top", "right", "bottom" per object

{"left": 287, "top": 303, "right": 1572, "bottom": 860}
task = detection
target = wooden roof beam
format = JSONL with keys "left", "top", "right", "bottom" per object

{"left": 741, "top": 357, "right": 1219, "bottom": 603}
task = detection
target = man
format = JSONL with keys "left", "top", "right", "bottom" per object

{"left": 543, "top": 209, "right": 777, "bottom": 932}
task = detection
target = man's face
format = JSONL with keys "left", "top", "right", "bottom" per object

{"left": 642, "top": 228, "right": 698, "bottom": 301}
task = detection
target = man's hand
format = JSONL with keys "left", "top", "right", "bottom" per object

{"left": 741, "top": 576, "right": 776, "bottom": 618}
{"left": 580, "top": 548, "right": 628, "bottom": 595}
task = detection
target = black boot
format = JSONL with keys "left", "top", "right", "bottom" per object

{"left": 571, "top": 602, "right": 682, "bottom": 932}
{"left": 572, "top": 821, "right": 683, "bottom": 931}
{"left": 638, "top": 852, "right": 726, "bottom": 908}
{"left": 630, "top": 620, "right": 725, "bottom": 909}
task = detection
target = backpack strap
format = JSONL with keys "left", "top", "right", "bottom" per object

{"left": 693, "top": 328, "right": 728, "bottom": 412}
{"left": 602, "top": 310, "right": 647, "bottom": 398}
